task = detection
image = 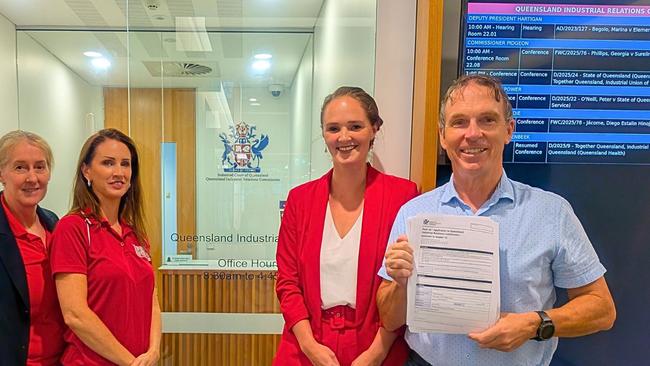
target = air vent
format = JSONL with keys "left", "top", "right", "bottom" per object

{"left": 142, "top": 61, "right": 219, "bottom": 77}
{"left": 169, "top": 62, "right": 212, "bottom": 75}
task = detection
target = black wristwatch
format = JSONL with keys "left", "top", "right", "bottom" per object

{"left": 533, "top": 310, "right": 555, "bottom": 341}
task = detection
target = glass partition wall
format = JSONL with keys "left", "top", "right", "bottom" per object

{"left": 15, "top": 0, "right": 377, "bottom": 363}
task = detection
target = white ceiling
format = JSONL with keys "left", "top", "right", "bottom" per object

{"left": 24, "top": 30, "right": 312, "bottom": 88}
{"left": 2, "top": 0, "right": 323, "bottom": 88}
{"left": 0, "top": 0, "right": 325, "bottom": 29}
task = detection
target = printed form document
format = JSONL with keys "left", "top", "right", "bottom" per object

{"left": 406, "top": 215, "right": 500, "bottom": 334}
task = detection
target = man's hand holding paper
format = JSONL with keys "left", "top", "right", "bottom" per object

{"left": 404, "top": 214, "right": 501, "bottom": 335}
{"left": 384, "top": 235, "right": 414, "bottom": 288}
{"left": 468, "top": 312, "right": 540, "bottom": 352}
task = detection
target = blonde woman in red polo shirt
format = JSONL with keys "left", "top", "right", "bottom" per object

{"left": 0, "top": 130, "right": 65, "bottom": 365}
{"left": 50, "top": 129, "right": 160, "bottom": 366}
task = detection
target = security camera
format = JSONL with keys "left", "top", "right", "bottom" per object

{"left": 143, "top": 0, "right": 160, "bottom": 11}
{"left": 269, "top": 84, "right": 283, "bottom": 97}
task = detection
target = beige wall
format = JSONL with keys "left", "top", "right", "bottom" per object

{"left": 373, "top": 0, "right": 417, "bottom": 179}
{"left": 310, "top": 0, "right": 377, "bottom": 176}
{"left": 309, "top": 0, "right": 418, "bottom": 180}
{"left": 0, "top": 14, "right": 18, "bottom": 135}
{"left": 16, "top": 32, "right": 103, "bottom": 215}
{"left": 0, "top": 24, "right": 103, "bottom": 215}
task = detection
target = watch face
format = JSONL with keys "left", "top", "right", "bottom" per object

{"left": 540, "top": 323, "right": 555, "bottom": 339}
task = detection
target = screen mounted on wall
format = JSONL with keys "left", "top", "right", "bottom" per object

{"left": 460, "top": 0, "right": 650, "bottom": 164}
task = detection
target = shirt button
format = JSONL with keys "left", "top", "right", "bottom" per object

{"left": 120, "top": 242, "right": 125, "bottom": 247}
{"left": 21, "top": 345, "right": 26, "bottom": 350}
{"left": 466, "top": 354, "right": 470, "bottom": 359}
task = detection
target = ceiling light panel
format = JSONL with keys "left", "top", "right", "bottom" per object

{"left": 251, "top": 60, "right": 271, "bottom": 72}
{"left": 84, "top": 51, "right": 103, "bottom": 57}
{"left": 175, "top": 17, "right": 213, "bottom": 52}
{"left": 91, "top": 57, "right": 111, "bottom": 69}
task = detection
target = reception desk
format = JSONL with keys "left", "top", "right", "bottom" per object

{"left": 160, "top": 268, "right": 282, "bottom": 365}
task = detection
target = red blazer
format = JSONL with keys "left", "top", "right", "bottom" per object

{"left": 274, "top": 166, "right": 418, "bottom": 365}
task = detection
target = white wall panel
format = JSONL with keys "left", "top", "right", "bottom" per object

{"left": 373, "top": 0, "right": 417, "bottom": 179}
{"left": 311, "top": 0, "right": 377, "bottom": 177}
{"left": 0, "top": 14, "right": 18, "bottom": 135}
{"left": 16, "top": 32, "right": 103, "bottom": 215}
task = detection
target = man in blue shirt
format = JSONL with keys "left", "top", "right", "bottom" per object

{"left": 377, "top": 75, "right": 616, "bottom": 365}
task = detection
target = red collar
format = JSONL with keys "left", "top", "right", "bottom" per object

{"left": 78, "top": 208, "right": 133, "bottom": 237}
{"left": 1, "top": 194, "right": 34, "bottom": 239}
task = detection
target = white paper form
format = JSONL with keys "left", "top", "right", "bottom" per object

{"left": 406, "top": 215, "right": 500, "bottom": 334}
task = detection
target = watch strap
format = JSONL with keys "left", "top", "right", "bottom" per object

{"left": 536, "top": 310, "right": 552, "bottom": 323}
{"left": 533, "top": 310, "right": 554, "bottom": 341}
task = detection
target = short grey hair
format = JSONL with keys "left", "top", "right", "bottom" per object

{"left": 0, "top": 130, "right": 54, "bottom": 170}
{"left": 439, "top": 74, "right": 513, "bottom": 129}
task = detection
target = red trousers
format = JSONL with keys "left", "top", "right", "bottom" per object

{"left": 273, "top": 305, "right": 408, "bottom": 366}
{"left": 319, "top": 306, "right": 359, "bottom": 366}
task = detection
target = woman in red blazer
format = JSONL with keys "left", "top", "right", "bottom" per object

{"left": 275, "top": 87, "right": 418, "bottom": 366}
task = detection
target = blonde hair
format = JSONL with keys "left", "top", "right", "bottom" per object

{"left": 0, "top": 130, "right": 54, "bottom": 170}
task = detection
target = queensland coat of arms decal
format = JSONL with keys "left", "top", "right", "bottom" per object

{"left": 219, "top": 122, "right": 269, "bottom": 173}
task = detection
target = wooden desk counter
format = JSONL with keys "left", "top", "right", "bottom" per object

{"left": 160, "top": 269, "right": 281, "bottom": 365}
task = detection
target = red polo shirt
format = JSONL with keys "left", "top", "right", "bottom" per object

{"left": 50, "top": 213, "right": 154, "bottom": 366}
{"left": 1, "top": 196, "right": 65, "bottom": 366}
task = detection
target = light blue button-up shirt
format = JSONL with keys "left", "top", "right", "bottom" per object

{"left": 379, "top": 172, "right": 606, "bottom": 366}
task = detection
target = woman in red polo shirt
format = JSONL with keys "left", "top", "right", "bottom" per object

{"left": 0, "top": 130, "right": 64, "bottom": 365}
{"left": 50, "top": 129, "right": 160, "bottom": 366}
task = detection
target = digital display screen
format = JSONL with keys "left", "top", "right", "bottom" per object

{"left": 460, "top": 0, "right": 650, "bottom": 164}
